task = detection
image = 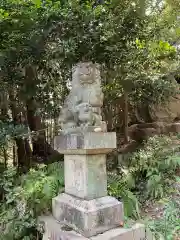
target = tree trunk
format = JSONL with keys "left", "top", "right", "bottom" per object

{"left": 15, "top": 137, "right": 32, "bottom": 172}
{"left": 26, "top": 100, "right": 51, "bottom": 158}
{"left": 103, "top": 99, "right": 113, "bottom": 131}
{"left": 9, "top": 90, "right": 32, "bottom": 172}
{"left": 0, "top": 92, "right": 9, "bottom": 121}
{"left": 123, "top": 92, "right": 129, "bottom": 144}
{"left": 25, "top": 65, "right": 62, "bottom": 163}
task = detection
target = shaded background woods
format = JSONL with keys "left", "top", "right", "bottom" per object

{"left": 0, "top": 1, "right": 180, "bottom": 240}
{"left": 0, "top": 0, "right": 179, "bottom": 171}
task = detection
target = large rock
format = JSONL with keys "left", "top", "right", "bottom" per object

{"left": 128, "top": 123, "right": 160, "bottom": 142}
{"left": 165, "top": 122, "right": 180, "bottom": 133}
{"left": 128, "top": 122, "right": 180, "bottom": 142}
{"left": 149, "top": 95, "right": 180, "bottom": 122}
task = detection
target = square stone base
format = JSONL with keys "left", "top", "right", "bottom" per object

{"left": 52, "top": 193, "right": 123, "bottom": 238}
{"left": 39, "top": 215, "right": 147, "bottom": 240}
{"left": 53, "top": 132, "right": 116, "bottom": 155}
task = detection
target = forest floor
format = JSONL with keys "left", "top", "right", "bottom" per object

{"left": 141, "top": 179, "right": 180, "bottom": 240}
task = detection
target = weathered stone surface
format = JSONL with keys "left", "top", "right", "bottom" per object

{"left": 39, "top": 215, "right": 146, "bottom": 240}
{"left": 52, "top": 193, "right": 123, "bottom": 238}
{"left": 166, "top": 122, "right": 180, "bottom": 133}
{"left": 128, "top": 122, "right": 180, "bottom": 142}
{"left": 128, "top": 124, "right": 159, "bottom": 142}
{"left": 59, "top": 62, "right": 106, "bottom": 134}
{"left": 54, "top": 132, "right": 116, "bottom": 155}
{"left": 145, "top": 228, "right": 154, "bottom": 240}
{"left": 64, "top": 154, "right": 107, "bottom": 199}
{"left": 149, "top": 94, "right": 180, "bottom": 123}
{"left": 132, "top": 223, "right": 146, "bottom": 240}
{"left": 39, "top": 215, "right": 88, "bottom": 240}
{"left": 90, "top": 228, "right": 134, "bottom": 240}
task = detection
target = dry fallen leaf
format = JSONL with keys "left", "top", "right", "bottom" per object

{"left": 119, "top": 221, "right": 124, "bottom": 227}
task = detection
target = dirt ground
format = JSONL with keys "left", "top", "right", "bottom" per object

{"left": 141, "top": 181, "right": 180, "bottom": 240}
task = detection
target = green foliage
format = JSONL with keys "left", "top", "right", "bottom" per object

{"left": 0, "top": 135, "right": 180, "bottom": 238}
{"left": 107, "top": 172, "right": 140, "bottom": 219}
{"left": 0, "top": 161, "right": 141, "bottom": 239}
{"left": 128, "top": 135, "right": 180, "bottom": 200}
{"left": 0, "top": 0, "right": 180, "bottom": 238}
{"left": 107, "top": 135, "right": 180, "bottom": 223}
{"left": 0, "top": 120, "right": 28, "bottom": 148}
{"left": 0, "top": 162, "right": 64, "bottom": 240}
{"left": 0, "top": 0, "right": 179, "bottom": 144}
{"left": 0, "top": 0, "right": 179, "bottom": 112}
{"left": 147, "top": 199, "right": 180, "bottom": 240}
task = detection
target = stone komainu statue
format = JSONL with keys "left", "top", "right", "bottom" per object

{"left": 59, "top": 62, "right": 107, "bottom": 134}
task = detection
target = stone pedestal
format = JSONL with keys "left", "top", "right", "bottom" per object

{"left": 52, "top": 193, "right": 123, "bottom": 237}
{"left": 53, "top": 132, "right": 116, "bottom": 155}
{"left": 52, "top": 132, "right": 123, "bottom": 238}
{"left": 64, "top": 154, "right": 107, "bottom": 199}
{"left": 39, "top": 215, "right": 147, "bottom": 240}
{"left": 40, "top": 132, "right": 146, "bottom": 239}
{"left": 54, "top": 132, "right": 117, "bottom": 201}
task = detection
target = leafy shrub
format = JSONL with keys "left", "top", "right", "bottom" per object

{"left": 1, "top": 135, "right": 179, "bottom": 239}
{"left": 147, "top": 176, "right": 180, "bottom": 239}
{"left": 0, "top": 162, "right": 64, "bottom": 240}
{"left": 107, "top": 172, "right": 140, "bottom": 219}
{"left": 0, "top": 162, "right": 140, "bottom": 239}
{"left": 107, "top": 135, "right": 180, "bottom": 220}
{"left": 147, "top": 199, "right": 180, "bottom": 240}
{"left": 128, "top": 135, "right": 180, "bottom": 200}
{"left": 0, "top": 121, "right": 28, "bottom": 148}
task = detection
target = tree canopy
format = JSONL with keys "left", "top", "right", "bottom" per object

{"left": 0, "top": 0, "right": 179, "bottom": 165}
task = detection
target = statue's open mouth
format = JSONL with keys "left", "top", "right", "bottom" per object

{"left": 79, "top": 74, "right": 94, "bottom": 84}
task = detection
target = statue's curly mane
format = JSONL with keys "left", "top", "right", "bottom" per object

{"left": 72, "top": 62, "right": 101, "bottom": 86}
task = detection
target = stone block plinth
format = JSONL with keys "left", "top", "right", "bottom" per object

{"left": 52, "top": 193, "right": 123, "bottom": 238}
{"left": 39, "top": 215, "right": 147, "bottom": 240}
{"left": 64, "top": 154, "right": 107, "bottom": 199}
{"left": 53, "top": 132, "right": 116, "bottom": 155}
